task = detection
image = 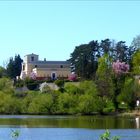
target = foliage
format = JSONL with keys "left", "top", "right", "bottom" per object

{"left": 100, "top": 130, "right": 120, "bottom": 140}
{"left": 69, "top": 39, "right": 135, "bottom": 79}
{"left": 96, "top": 54, "right": 114, "bottom": 99}
{"left": 69, "top": 40, "right": 99, "bottom": 79}
{"left": 28, "top": 94, "right": 54, "bottom": 114}
{"left": 112, "top": 60, "right": 129, "bottom": 75}
{"left": 0, "top": 66, "right": 7, "bottom": 78}
{"left": 132, "top": 49, "right": 140, "bottom": 74}
{"left": 78, "top": 94, "right": 104, "bottom": 114}
{"left": 11, "top": 129, "right": 20, "bottom": 140}
{"left": 54, "top": 79, "right": 65, "bottom": 92}
{"left": 57, "top": 93, "right": 78, "bottom": 114}
{"left": 15, "top": 79, "right": 24, "bottom": 88}
{"left": 131, "top": 35, "right": 140, "bottom": 50}
{"left": 79, "top": 80, "right": 98, "bottom": 95}
{"left": 6, "top": 54, "right": 23, "bottom": 79}
{"left": 24, "top": 77, "right": 39, "bottom": 90}
{"left": 117, "top": 77, "right": 140, "bottom": 109}
{"left": 103, "top": 100, "right": 115, "bottom": 113}
{"left": 0, "top": 75, "right": 138, "bottom": 114}
{"left": 68, "top": 73, "right": 77, "bottom": 81}
{"left": 0, "top": 78, "right": 14, "bottom": 93}
{"left": 54, "top": 79, "right": 64, "bottom": 88}
{"left": 65, "top": 83, "right": 81, "bottom": 95}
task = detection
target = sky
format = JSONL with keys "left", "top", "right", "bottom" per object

{"left": 0, "top": 0, "right": 140, "bottom": 66}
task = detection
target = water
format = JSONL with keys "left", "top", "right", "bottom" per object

{"left": 0, "top": 115, "right": 139, "bottom": 140}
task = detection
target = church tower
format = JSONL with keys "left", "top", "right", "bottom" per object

{"left": 21, "top": 53, "right": 39, "bottom": 76}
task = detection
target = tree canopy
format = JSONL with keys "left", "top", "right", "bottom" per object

{"left": 6, "top": 55, "right": 23, "bottom": 79}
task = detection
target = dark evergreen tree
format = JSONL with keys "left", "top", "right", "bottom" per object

{"left": 69, "top": 40, "right": 99, "bottom": 79}
{"left": 6, "top": 55, "right": 23, "bottom": 79}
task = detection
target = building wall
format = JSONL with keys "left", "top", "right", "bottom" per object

{"left": 33, "top": 68, "right": 71, "bottom": 78}
{"left": 21, "top": 53, "right": 71, "bottom": 79}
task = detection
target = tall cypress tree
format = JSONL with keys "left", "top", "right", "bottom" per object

{"left": 6, "top": 55, "right": 23, "bottom": 79}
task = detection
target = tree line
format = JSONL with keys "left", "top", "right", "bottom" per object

{"left": 69, "top": 37, "right": 139, "bottom": 79}
{"left": 0, "top": 54, "right": 22, "bottom": 79}
{"left": 0, "top": 35, "right": 140, "bottom": 114}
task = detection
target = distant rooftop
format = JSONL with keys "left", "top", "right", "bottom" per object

{"left": 24, "top": 53, "right": 39, "bottom": 57}
{"left": 36, "top": 60, "right": 70, "bottom": 65}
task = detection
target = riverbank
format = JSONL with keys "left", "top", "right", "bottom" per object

{"left": 117, "top": 110, "right": 140, "bottom": 117}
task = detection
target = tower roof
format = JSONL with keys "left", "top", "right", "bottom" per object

{"left": 24, "top": 53, "right": 38, "bottom": 57}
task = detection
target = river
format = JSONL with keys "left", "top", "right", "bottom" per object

{"left": 0, "top": 115, "right": 139, "bottom": 140}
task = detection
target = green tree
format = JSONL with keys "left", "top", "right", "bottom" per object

{"left": 69, "top": 40, "right": 99, "bottom": 79}
{"left": 132, "top": 49, "right": 140, "bottom": 74}
{"left": 131, "top": 35, "right": 140, "bottom": 50}
{"left": 96, "top": 54, "right": 114, "bottom": 99}
{"left": 117, "top": 77, "right": 140, "bottom": 109}
{"left": 114, "top": 41, "right": 129, "bottom": 62}
{"left": 0, "top": 78, "right": 14, "bottom": 94}
{"left": 65, "top": 83, "right": 81, "bottom": 95}
{"left": 6, "top": 55, "right": 23, "bottom": 79}
{"left": 0, "top": 66, "right": 7, "bottom": 78}
{"left": 57, "top": 93, "right": 78, "bottom": 114}
{"left": 78, "top": 94, "right": 104, "bottom": 114}
{"left": 28, "top": 94, "right": 54, "bottom": 114}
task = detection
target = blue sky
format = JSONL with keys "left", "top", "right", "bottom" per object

{"left": 0, "top": 1, "right": 140, "bottom": 66}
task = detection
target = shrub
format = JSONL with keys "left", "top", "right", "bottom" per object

{"left": 100, "top": 130, "right": 120, "bottom": 140}
{"left": 57, "top": 93, "right": 79, "bottom": 114}
{"left": 24, "top": 78, "right": 39, "bottom": 90}
{"left": 54, "top": 80, "right": 64, "bottom": 88}
{"left": 103, "top": 100, "right": 115, "bottom": 113}
{"left": 28, "top": 94, "right": 54, "bottom": 114}
{"left": 78, "top": 94, "right": 104, "bottom": 114}
{"left": 65, "top": 83, "right": 81, "bottom": 95}
{"left": 0, "top": 78, "right": 14, "bottom": 94}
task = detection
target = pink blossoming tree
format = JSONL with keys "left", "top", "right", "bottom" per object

{"left": 30, "top": 72, "right": 37, "bottom": 80}
{"left": 68, "top": 73, "right": 77, "bottom": 81}
{"left": 112, "top": 60, "right": 129, "bottom": 75}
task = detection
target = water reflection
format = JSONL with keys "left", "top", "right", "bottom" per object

{"left": 0, "top": 115, "right": 137, "bottom": 129}
{"left": 135, "top": 117, "right": 139, "bottom": 129}
{"left": 0, "top": 116, "right": 139, "bottom": 140}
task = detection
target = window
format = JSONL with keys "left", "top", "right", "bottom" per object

{"left": 23, "top": 65, "right": 25, "bottom": 70}
{"left": 31, "top": 56, "right": 34, "bottom": 61}
{"left": 60, "top": 65, "right": 63, "bottom": 68}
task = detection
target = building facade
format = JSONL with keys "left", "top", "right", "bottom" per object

{"left": 20, "top": 53, "right": 71, "bottom": 80}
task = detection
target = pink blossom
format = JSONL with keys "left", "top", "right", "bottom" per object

{"left": 112, "top": 60, "right": 129, "bottom": 75}
{"left": 30, "top": 72, "right": 37, "bottom": 80}
{"left": 68, "top": 73, "right": 77, "bottom": 81}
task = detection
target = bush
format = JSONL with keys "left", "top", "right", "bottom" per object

{"left": 79, "top": 80, "right": 98, "bottom": 95}
{"left": 78, "top": 94, "right": 104, "bottom": 114}
{"left": 54, "top": 80, "right": 64, "bottom": 88}
{"left": 117, "top": 77, "right": 139, "bottom": 109}
{"left": 28, "top": 94, "right": 54, "bottom": 114}
{"left": 0, "top": 78, "right": 14, "bottom": 94}
{"left": 24, "top": 78, "right": 39, "bottom": 90}
{"left": 15, "top": 79, "right": 24, "bottom": 88}
{"left": 65, "top": 83, "right": 81, "bottom": 95}
{"left": 57, "top": 93, "right": 79, "bottom": 114}
{"left": 1, "top": 95, "right": 22, "bottom": 114}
